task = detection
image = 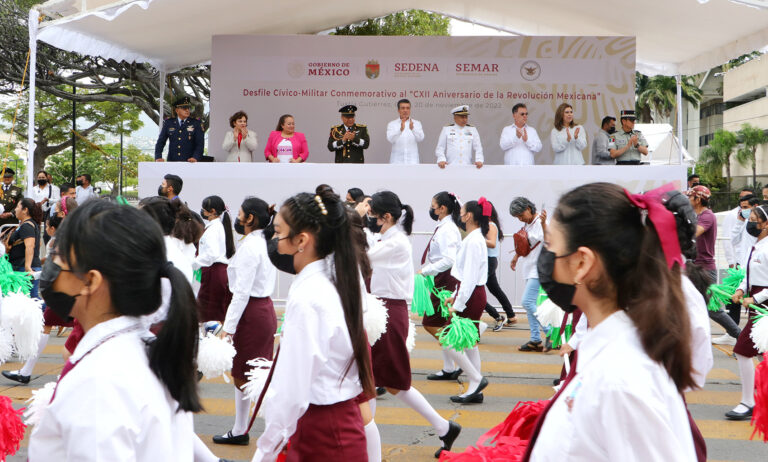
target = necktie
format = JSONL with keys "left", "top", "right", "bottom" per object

{"left": 747, "top": 246, "right": 755, "bottom": 290}
{"left": 50, "top": 360, "right": 75, "bottom": 403}
{"left": 421, "top": 228, "right": 439, "bottom": 265}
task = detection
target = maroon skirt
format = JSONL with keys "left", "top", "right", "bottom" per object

{"left": 734, "top": 285, "right": 766, "bottom": 358}
{"left": 43, "top": 307, "right": 74, "bottom": 328}
{"left": 423, "top": 270, "right": 458, "bottom": 328}
{"left": 456, "top": 285, "right": 487, "bottom": 337}
{"left": 287, "top": 398, "right": 367, "bottom": 462}
{"left": 371, "top": 298, "right": 411, "bottom": 390}
{"left": 197, "top": 263, "right": 232, "bottom": 323}
{"left": 231, "top": 297, "right": 277, "bottom": 381}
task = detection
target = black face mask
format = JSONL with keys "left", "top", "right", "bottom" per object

{"left": 234, "top": 217, "right": 250, "bottom": 235}
{"left": 607, "top": 127, "right": 616, "bottom": 134}
{"left": 429, "top": 207, "right": 439, "bottom": 221}
{"left": 267, "top": 237, "right": 296, "bottom": 275}
{"left": 458, "top": 218, "right": 467, "bottom": 231}
{"left": 75, "top": 180, "right": 83, "bottom": 186}
{"left": 40, "top": 261, "right": 80, "bottom": 320}
{"left": 537, "top": 247, "right": 578, "bottom": 313}
{"left": 158, "top": 185, "right": 166, "bottom": 197}
{"left": 37, "top": 179, "right": 47, "bottom": 186}
{"left": 200, "top": 209, "right": 207, "bottom": 220}
{"left": 747, "top": 221, "right": 763, "bottom": 237}
{"left": 366, "top": 216, "right": 382, "bottom": 233}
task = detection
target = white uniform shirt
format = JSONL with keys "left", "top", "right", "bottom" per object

{"left": 550, "top": 126, "right": 587, "bottom": 165}
{"left": 368, "top": 226, "right": 415, "bottom": 301}
{"left": 386, "top": 118, "right": 424, "bottom": 164}
{"left": 518, "top": 216, "right": 543, "bottom": 280}
{"left": 435, "top": 124, "right": 483, "bottom": 165}
{"left": 421, "top": 216, "right": 462, "bottom": 276}
{"left": 450, "top": 228, "right": 488, "bottom": 312}
{"left": 141, "top": 236, "right": 195, "bottom": 328}
{"left": 253, "top": 259, "right": 362, "bottom": 462}
{"left": 566, "top": 313, "right": 588, "bottom": 350}
{"left": 730, "top": 214, "right": 757, "bottom": 267}
{"left": 194, "top": 217, "right": 230, "bottom": 268}
{"left": 530, "top": 310, "right": 696, "bottom": 462}
{"left": 738, "top": 236, "right": 768, "bottom": 303}
{"left": 222, "top": 129, "right": 258, "bottom": 163}
{"left": 29, "top": 316, "right": 194, "bottom": 462}
{"left": 75, "top": 185, "right": 96, "bottom": 204}
{"left": 722, "top": 207, "right": 740, "bottom": 266}
{"left": 223, "top": 230, "right": 276, "bottom": 334}
{"left": 682, "top": 275, "right": 713, "bottom": 389}
{"left": 30, "top": 183, "right": 60, "bottom": 215}
{"left": 499, "top": 124, "right": 543, "bottom": 165}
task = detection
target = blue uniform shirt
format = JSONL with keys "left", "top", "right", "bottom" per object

{"left": 154, "top": 117, "right": 205, "bottom": 161}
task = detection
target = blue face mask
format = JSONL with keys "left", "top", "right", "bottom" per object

{"left": 741, "top": 208, "right": 752, "bottom": 219}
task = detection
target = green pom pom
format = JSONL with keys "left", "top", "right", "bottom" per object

{"left": 438, "top": 316, "right": 479, "bottom": 351}
{"left": 412, "top": 274, "right": 436, "bottom": 316}
{"left": 706, "top": 267, "right": 746, "bottom": 312}
{"left": 0, "top": 256, "right": 32, "bottom": 296}
{"left": 193, "top": 268, "right": 202, "bottom": 283}
{"left": 536, "top": 287, "right": 549, "bottom": 306}
{"left": 276, "top": 314, "right": 286, "bottom": 334}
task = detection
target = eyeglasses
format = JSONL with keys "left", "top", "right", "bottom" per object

{"left": 519, "top": 112, "right": 528, "bottom": 116}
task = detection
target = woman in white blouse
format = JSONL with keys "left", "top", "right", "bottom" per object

{"left": 364, "top": 191, "right": 461, "bottom": 458}
{"left": 444, "top": 199, "right": 490, "bottom": 405}
{"left": 29, "top": 200, "right": 202, "bottom": 461}
{"left": 222, "top": 111, "right": 258, "bottom": 162}
{"left": 253, "top": 190, "right": 374, "bottom": 462}
{"left": 524, "top": 183, "right": 696, "bottom": 461}
{"left": 196, "top": 195, "right": 236, "bottom": 323}
{"left": 550, "top": 103, "right": 587, "bottom": 165}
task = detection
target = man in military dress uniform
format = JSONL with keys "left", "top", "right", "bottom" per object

{"left": 0, "top": 168, "right": 23, "bottom": 226}
{"left": 608, "top": 109, "right": 648, "bottom": 165}
{"left": 154, "top": 96, "right": 205, "bottom": 162}
{"left": 435, "top": 105, "right": 484, "bottom": 169}
{"left": 327, "top": 105, "right": 370, "bottom": 163}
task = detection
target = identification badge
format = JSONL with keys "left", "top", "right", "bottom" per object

{"left": 169, "top": 127, "right": 175, "bottom": 132}
{"left": 187, "top": 126, "right": 195, "bottom": 132}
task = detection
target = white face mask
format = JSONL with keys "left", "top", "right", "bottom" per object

{"left": 742, "top": 208, "right": 752, "bottom": 219}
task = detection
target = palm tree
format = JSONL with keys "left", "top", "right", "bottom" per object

{"left": 636, "top": 75, "right": 703, "bottom": 126}
{"left": 635, "top": 73, "right": 652, "bottom": 122}
{"left": 700, "top": 129, "right": 738, "bottom": 202}
{"left": 736, "top": 123, "right": 768, "bottom": 188}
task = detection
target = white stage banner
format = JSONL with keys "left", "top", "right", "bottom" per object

{"left": 209, "top": 35, "right": 635, "bottom": 164}
{"left": 139, "top": 163, "right": 684, "bottom": 306}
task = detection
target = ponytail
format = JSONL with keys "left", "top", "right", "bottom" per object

{"left": 202, "top": 195, "right": 235, "bottom": 259}
{"left": 401, "top": 204, "right": 414, "bottom": 235}
{"left": 434, "top": 191, "right": 461, "bottom": 227}
{"left": 465, "top": 200, "right": 490, "bottom": 237}
{"left": 370, "top": 190, "right": 412, "bottom": 235}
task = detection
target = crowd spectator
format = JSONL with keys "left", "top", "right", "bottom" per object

{"left": 688, "top": 174, "right": 701, "bottom": 189}
{"left": 31, "top": 170, "right": 60, "bottom": 220}
{"left": 550, "top": 103, "right": 587, "bottom": 165}
{"left": 0, "top": 168, "right": 23, "bottom": 226}
{"left": 4, "top": 198, "right": 43, "bottom": 296}
{"left": 483, "top": 202, "right": 516, "bottom": 330}
{"left": 222, "top": 111, "right": 258, "bottom": 162}
{"left": 591, "top": 116, "right": 616, "bottom": 165}
{"left": 158, "top": 174, "right": 184, "bottom": 201}
{"left": 265, "top": 114, "right": 308, "bottom": 163}
{"left": 75, "top": 174, "right": 96, "bottom": 204}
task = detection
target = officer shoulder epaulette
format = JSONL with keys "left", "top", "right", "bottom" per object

{"left": 356, "top": 124, "right": 367, "bottom": 128}
{"left": 446, "top": 123, "right": 455, "bottom": 127}
{"left": 466, "top": 124, "right": 473, "bottom": 127}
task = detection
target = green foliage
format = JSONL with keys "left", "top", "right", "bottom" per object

{"left": 333, "top": 10, "right": 449, "bottom": 36}
{"left": 735, "top": 123, "right": 768, "bottom": 188}
{"left": 699, "top": 129, "right": 738, "bottom": 195}
{"left": 635, "top": 73, "right": 703, "bottom": 123}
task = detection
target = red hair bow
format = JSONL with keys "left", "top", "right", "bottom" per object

{"left": 623, "top": 183, "right": 683, "bottom": 269}
{"left": 478, "top": 197, "right": 492, "bottom": 217}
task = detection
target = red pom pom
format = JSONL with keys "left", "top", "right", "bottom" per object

{"left": 751, "top": 352, "right": 768, "bottom": 442}
{"left": 439, "top": 436, "right": 528, "bottom": 461}
{"left": 488, "top": 400, "right": 549, "bottom": 443}
{"left": 0, "top": 395, "right": 26, "bottom": 461}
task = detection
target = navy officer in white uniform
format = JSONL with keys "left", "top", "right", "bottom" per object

{"left": 435, "top": 105, "right": 484, "bottom": 169}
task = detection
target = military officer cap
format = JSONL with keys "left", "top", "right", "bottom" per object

{"left": 2, "top": 168, "right": 15, "bottom": 178}
{"left": 173, "top": 96, "right": 193, "bottom": 108}
{"left": 452, "top": 105, "right": 469, "bottom": 116}
{"left": 620, "top": 109, "right": 636, "bottom": 120}
{"left": 339, "top": 105, "right": 357, "bottom": 116}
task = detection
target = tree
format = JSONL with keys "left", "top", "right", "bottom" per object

{"left": 635, "top": 74, "right": 703, "bottom": 125}
{"left": 333, "top": 10, "right": 450, "bottom": 36}
{"left": 699, "top": 129, "right": 738, "bottom": 201}
{"left": 735, "top": 123, "right": 768, "bottom": 188}
{"left": 1, "top": 87, "right": 143, "bottom": 179}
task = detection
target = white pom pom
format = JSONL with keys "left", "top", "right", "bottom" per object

{"left": 241, "top": 358, "right": 273, "bottom": 416}
{"left": 363, "top": 294, "right": 388, "bottom": 345}
{"left": 197, "top": 333, "right": 236, "bottom": 382}
{"left": 750, "top": 316, "right": 768, "bottom": 354}
{"left": 406, "top": 319, "right": 416, "bottom": 353}
{"left": 23, "top": 381, "right": 57, "bottom": 426}
{"left": 1, "top": 292, "right": 44, "bottom": 360}
{"left": 535, "top": 298, "right": 564, "bottom": 331}
{"left": 0, "top": 326, "right": 13, "bottom": 364}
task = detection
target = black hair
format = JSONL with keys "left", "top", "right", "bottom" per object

{"left": 164, "top": 174, "right": 183, "bottom": 195}
{"left": 19, "top": 197, "right": 43, "bottom": 224}
{"left": 48, "top": 214, "right": 63, "bottom": 230}
{"left": 347, "top": 188, "right": 365, "bottom": 203}
{"left": 688, "top": 174, "right": 700, "bottom": 182}
{"left": 370, "top": 190, "right": 414, "bottom": 235}
{"left": 280, "top": 190, "right": 374, "bottom": 398}
{"left": 740, "top": 195, "right": 760, "bottom": 206}
{"left": 601, "top": 116, "right": 616, "bottom": 128}
{"left": 316, "top": 184, "right": 334, "bottom": 195}
{"left": 81, "top": 173, "right": 92, "bottom": 183}
{"left": 489, "top": 203, "right": 504, "bottom": 241}
{"left": 240, "top": 197, "right": 276, "bottom": 233}
{"left": 512, "top": 103, "right": 527, "bottom": 114}
{"left": 139, "top": 196, "right": 176, "bottom": 235}
{"left": 55, "top": 200, "right": 201, "bottom": 412}
{"left": 554, "top": 183, "right": 694, "bottom": 392}
{"left": 397, "top": 99, "right": 410, "bottom": 109}
{"left": 170, "top": 199, "right": 203, "bottom": 245}
{"left": 36, "top": 170, "right": 49, "bottom": 178}
{"left": 201, "top": 195, "right": 235, "bottom": 259}
{"left": 347, "top": 208, "right": 372, "bottom": 280}
{"left": 59, "top": 182, "right": 73, "bottom": 195}
{"left": 433, "top": 191, "right": 461, "bottom": 227}
{"left": 741, "top": 187, "right": 755, "bottom": 194}
{"left": 463, "top": 200, "right": 490, "bottom": 237}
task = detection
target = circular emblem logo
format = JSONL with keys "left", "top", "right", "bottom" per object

{"left": 520, "top": 60, "right": 541, "bottom": 81}
{"left": 287, "top": 61, "right": 304, "bottom": 79}
{"left": 365, "top": 60, "right": 380, "bottom": 80}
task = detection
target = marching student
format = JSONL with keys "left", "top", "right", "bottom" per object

{"left": 420, "top": 191, "right": 463, "bottom": 381}
{"left": 196, "top": 195, "right": 236, "bottom": 323}
{"left": 365, "top": 191, "right": 461, "bottom": 458}
{"left": 483, "top": 201, "right": 516, "bottom": 330}
{"left": 524, "top": 183, "right": 696, "bottom": 461}
{"left": 253, "top": 190, "right": 374, "bottom": 461}
{"left": 214, "top": 198, "right": 278, "bottom": 445}
{"left": 444, "top": 199, "right": 491, "bottom": 404}
{"left": 729, "top": 204, "right": 768, "bottom": 421}
{"left": 28, "top": 200, "right": 202, "bottom": 460}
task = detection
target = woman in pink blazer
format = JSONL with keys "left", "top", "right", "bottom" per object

{"left": 264, "top": 114, "right": 309, "bottom": 163}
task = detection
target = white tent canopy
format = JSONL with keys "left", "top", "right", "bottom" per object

{"left": 635, "top": 123, "right": 695, "bottom": 166}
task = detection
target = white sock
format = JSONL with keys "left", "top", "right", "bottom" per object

{"left": 364, "top": 420, "right": 382, "bottom": 462}
{"left": 396, "top": 387, "right": 450, "bottom": 436}
{"left": 192, "top": 434, "right": 219, "bottom": 462}
{"left": 736, "top": 354, "right": 756, "bottom": 409}
{"left": 444, "top": 349, "right": 482, "bottom": 397}
{"left": 441, "top": 348, "right": 456, "bottom": 373}
{"left": 369, "top": 397, "right": 377, "bottom": 417}
{"left": 231, "top": 388, "right": 251, "bottom": 436}
{"left": 20, "top": 334, "right": 50, "bottom": 376}
{"left": 478, "top": 322, "right": 488, "bottom": 336}
{"left": 465, "top": 346, "right": 481, "bottom": 376}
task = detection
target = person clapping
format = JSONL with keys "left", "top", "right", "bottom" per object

{"left": 265, "top": 114, "right": 309, "bottom": 163}
{"left": 222, "top": 111, "right": 258, "bottom": 162}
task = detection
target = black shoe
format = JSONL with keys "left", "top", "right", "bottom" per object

{"left": 434, "top": 420, "right": 462, "bottom": 458}
{"left": 197, "top": 370, "right": 204, "bottom": 382}
{"left": 427, "top": 369, "right": 462, "bottom": 381}
{"left": 449, "top": 378, "right": 488, "bottom": 404}
{"left": 212, "top": 430, "right": 249, "bottom": 445}
{"left": 2, "top": 370, "right": 30, "bottom": 384}
{"left": 376, "top": 387, "right": 387, "bottom": 396}
{"left": 553, "top": 378, "right": 561, "bottom": 386}
{"left": 725, "top": 403, "right": 753, "bottom": 421}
